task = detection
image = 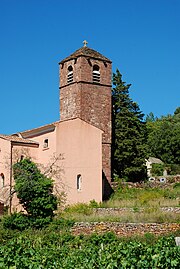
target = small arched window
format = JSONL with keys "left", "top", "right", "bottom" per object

{"left": 77, "top": 174, "right": 82, "bottom": 191}
{"left": 43, "top": 139, "right": 49, "bottom": 149}
{"left": 67, "top": 65, "right": 73, "bottom": 84}
{"left": 92, "top": 65, "right": 100, "bottom": 83}
{"left": 0, "top": 173, "right": 4, "bottom": 188}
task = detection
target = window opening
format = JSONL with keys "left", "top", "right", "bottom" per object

{"left": 93, "top": 65, "right": 100, "bottom": 83}
{"left": 67, "top": 65, "right": 73, "bottom": 83}
{"left": 43, "top": 139, "right": 49, "bottom": 149}
{"left": 0, "top": 173, "right": 4, "bottom": 188}
{"left": 77, "top": 174, "right": 82, "bottom": 190}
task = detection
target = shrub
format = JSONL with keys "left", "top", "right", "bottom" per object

{"left": 173, "top": 182, "right": 180, "bottom": 189}
{"left": 2, "top": 212, "right": 54, "bottom": 230}
{"left": 1, "top": 233, "right": 180, "bottom": 268}
{"left": 7, "top": 158, "right": 59, "bottom": 230}
{"left": 13, "top": 159, "right": 58, "bottom": 220}
{"left": 3, "top": 212, "right": 30, "bottom": 231}
{"left": 64, "top": 203, "right": 92, "bottom": 215}
{"left": 151, "top": 163, "right": 165, "bottom": 176}
{"left": 89, "top": 200, "right": 99, "bottom": 208}
{"left": 47, "top": 218, "right": 75, "bottom": 231}
{"left": 166, "top": 164, "right": 180, "bottom": 175}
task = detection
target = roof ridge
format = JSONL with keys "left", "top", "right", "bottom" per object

{"left": 0, "top": 134, "right": 39, "bottom": 144}
{"left": 18, "top": 120, "right": 59, "bottom": 135}
{"left": 60, "top": 46, "right": 111, "bottom": 64}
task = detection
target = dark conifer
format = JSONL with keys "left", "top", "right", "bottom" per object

{"left": 112, "top": 69, "right": 147, "bottom": 182}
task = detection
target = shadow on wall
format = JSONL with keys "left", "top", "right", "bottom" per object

{"left": 0, "top": 201, "right": 4, "bottom": 215}
{"left": 102, "top": 171, "right": 114, "bottom": 200}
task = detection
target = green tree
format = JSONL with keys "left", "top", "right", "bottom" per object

{"left": 13, "top": 158, "right": 57, "bottom": 219}
{"left": 146, "top": 108, "right": 180, "bottom": 164}
{"left": 145, "top": 112, "right": 157, "bottom": 123}
{"left": 112, "top": 69, "right": 147, "bottom": 182}
{"left": 174, "top": 106, "right": 180, "bottom": 115}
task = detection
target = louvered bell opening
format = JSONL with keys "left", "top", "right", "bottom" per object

{"left": 67, "top": 71, "right": 73, "bottom": 83}
{"left": 93, "top": 70, "right": 100, "bottom": 83}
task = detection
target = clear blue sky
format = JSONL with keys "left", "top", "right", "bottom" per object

{"left": 0, "top": 0, "right": 179, "bottom": 134}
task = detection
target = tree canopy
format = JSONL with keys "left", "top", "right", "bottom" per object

{"left": 146, "top": 108, "right": 180, "bottom": 165}
{"left": 13, "top": 158, "right": 57, "bottom": 219}
{"left": 112, "top": 69, "right": 147, "bottom": 182}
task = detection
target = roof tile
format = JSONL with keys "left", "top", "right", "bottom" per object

{"left": 60, "top": 46, "right": 111, "bottom": 64}
{"left": 0, "top": 134, "right": 39, "bottom": 145}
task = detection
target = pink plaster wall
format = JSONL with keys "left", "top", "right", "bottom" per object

{"left": 0, "top": 138, "right": 41, "bottom": 210}
{"left": 28, "top": 130, "right": 57, "bottom": 166}
{"left": 12, "top": 145, "right": 38, "bottom": 164}
{"left": 0, "top": 117, "right": 103, "bottom": 210}
{"left": 56, "top": 118, "right": 103, "bottom": 204}
{"left": 20, "top": 118, "right": 103, "bottom": 205}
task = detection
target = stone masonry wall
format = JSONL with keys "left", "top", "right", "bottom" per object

{"left": 102, "top": 143, "right": 111, "bottom": 182}
{"left": 94, "top": 207, "right": 180, "bottom": 214}
{"left": 71, "top": 222, "right": 180, "bottom": 237}
{"left": 60, "top": 83, "right": 81, "bottom": 120}
{"left": 60, "top": 57, "right": 112, "bottom": 144}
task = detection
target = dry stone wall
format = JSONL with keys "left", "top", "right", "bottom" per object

{"left": 71, "top": 222, "right": 180, "bottom": 237}
{"left": 93, "top": 207, "right": 180, "bottom": 215}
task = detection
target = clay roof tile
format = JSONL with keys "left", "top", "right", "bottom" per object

{"left": 0, "top": 134, "right": 39, "bottom": 145}
{"left": 60, "top": 46, "right": 111, "bottom": 64}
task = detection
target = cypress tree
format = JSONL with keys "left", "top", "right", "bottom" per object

{"left": 112, "top": 69, "right": 147, "bottom": 182}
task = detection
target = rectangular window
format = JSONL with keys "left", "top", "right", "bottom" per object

{"left": 43, "top": 139, "right": 49, "bottom": 149}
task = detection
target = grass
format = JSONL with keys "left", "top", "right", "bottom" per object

{"left": 103, "top": 183, "right": 180, "bottom": 209}
{"left": 60, "top": 184, "right": 180, "bottom": 223}
{"left": 62, "top": 208, "right": 180, "bottom": 223}
{"left": 1, "top": 184, "right": 179, "bottom": 228}
{"left": 101, "top": 197, "right": 179, "bottom": 208}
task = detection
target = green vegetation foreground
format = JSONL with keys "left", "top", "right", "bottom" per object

{"left": 0, "top": 227, "right": 180, "bottom": 269}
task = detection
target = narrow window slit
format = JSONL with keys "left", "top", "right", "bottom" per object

{"left": 77, "top": 174, "right": 82, "bottom": 190}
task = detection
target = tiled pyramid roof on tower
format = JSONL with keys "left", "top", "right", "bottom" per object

{"left": 60, "top": 46, "right": 112, "bottom": 64}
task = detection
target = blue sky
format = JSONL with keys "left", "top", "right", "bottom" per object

{"left": 0, "top": 0, "right": 179, "bottom": 134}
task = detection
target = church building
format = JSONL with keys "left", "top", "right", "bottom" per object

{"left": 0, "top": 42, "right": 112, "bottom": 211}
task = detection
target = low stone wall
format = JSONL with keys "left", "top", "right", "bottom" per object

{"left": 161, "top": 207, "right": 180, "bottom": 213}
{"left": 111, "top": 175, "right": 180, "bottom": 190}
{"left": 71, "top": 222, "right": 180, "bottom": 236}
{"left": 93, "top": 207, "right": 180, "bottom": 215}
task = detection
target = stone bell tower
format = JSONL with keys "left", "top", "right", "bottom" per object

{"left": 59, "top": 41, "right": 112, "bottom": 182}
